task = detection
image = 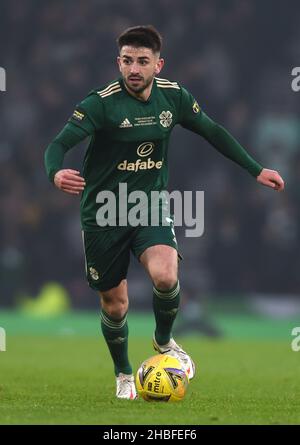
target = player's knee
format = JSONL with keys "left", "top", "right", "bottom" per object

{"left": 102, "top": 299, "right": 128, "bottom": 319}
{"left": 108, "top": 304, "right": 128, "bottom": 319}
{"left": 153, "top": 271, "right": 178, "bottom": 291}
{"left": 100, "top": 282, "right": 128, "bottom": 319}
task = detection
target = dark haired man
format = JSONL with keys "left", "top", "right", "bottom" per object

{"left": 45, "top": 25, "right": 284, "bottom": 399}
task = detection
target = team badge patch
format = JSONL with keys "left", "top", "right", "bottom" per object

{"left": 72, "top": 109, "right": 85, "bottom": 121}
{"left": 192, "top": 101, "right": 200, "bottom": 113}
{"left": 89, "top": 267, "right": 100, "bottom": 281}
{"left": 159, "top": 110, "right": 173, "bottom": 128}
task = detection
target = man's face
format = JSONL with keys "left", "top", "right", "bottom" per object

{"left": 117, "top": 46, "right": 164, "bottom": 94}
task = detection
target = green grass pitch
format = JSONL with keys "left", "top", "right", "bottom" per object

{"left": 1, "top": 336, "right": 300, "bottom": 424}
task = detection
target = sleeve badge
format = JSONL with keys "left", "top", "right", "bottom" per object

{"left": 71, "top": 109, "right": 85, "bottom": 121}
{"left": 192, "top": 101, "right": 200, "bottom": 114}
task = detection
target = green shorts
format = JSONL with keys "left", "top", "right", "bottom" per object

{"left": 82, "top": 224, "right": 180, "bottom": 292}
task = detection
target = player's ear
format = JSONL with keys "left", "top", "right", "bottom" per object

{"left": 117, "top": 56, "right": 122, "bottom": 72}
{"left": 155, "top": 58, "right": 164, "bottom": 75}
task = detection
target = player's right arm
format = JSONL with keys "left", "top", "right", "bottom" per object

{"left": 44, "top": 93, "right": 103, "bottom": 195}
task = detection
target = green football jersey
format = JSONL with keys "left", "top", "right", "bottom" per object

{"left": 45, "top": 76, "right": 263, "bottom": 231}
{"left": 68, "top": 77, "right": 203, "bottom": 230}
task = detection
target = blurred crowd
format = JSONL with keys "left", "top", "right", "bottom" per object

{"left": 0, "top": 0, "right": 300, "bottom": 308}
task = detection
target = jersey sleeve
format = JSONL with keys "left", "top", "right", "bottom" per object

{"left": 178, "top": 87, "right": 205, "bottom": 133}
{"left": 177, "top": 87, "right": 263, "bottom": 177}
{"left": 68, "top": 92, "right": 105, "bottom": 135}
{"left": 44, "top": 92, "right": 105, "bottom": 182}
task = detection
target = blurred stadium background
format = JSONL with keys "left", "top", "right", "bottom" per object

{"left": 1, "top": 0, "right": 300, "bottom": 339}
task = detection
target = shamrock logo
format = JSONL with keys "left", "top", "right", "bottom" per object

{"left": 159, "top": 110, "right": 173, "bottom": 128}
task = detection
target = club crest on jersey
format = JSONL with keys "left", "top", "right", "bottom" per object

{"left": 89, "top": 267, "right": 100, "bottom": 281}
{"left": 159, "top": 111, "right": 173, "bottom": 128}
{"left": 192, "top": 101, "right": 200, "bottom": 114}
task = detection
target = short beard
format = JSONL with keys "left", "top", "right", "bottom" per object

{"left": 124, "top": 75, "right": 154, "bottom": 94}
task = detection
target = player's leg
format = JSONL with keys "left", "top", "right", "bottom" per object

{"left": 140, "top": 244, "right": 195, "bottom": 379}
{"left": 82, "top": 229, "right": 136, "bottom": 398}
{"left": 140, "top": 244, "right": 179, "bottom": 345}
{"left": 99, "top": 281, "right": 137, "bottom": 399}
{"left": 99, "top": 280, "right": 132, "bottom": 377}
{"left": 132, "top": 225, "right": 195, "bottom": 380}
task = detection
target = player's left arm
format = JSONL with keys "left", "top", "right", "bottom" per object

{"left": 178, "top": 88, "right": 285, "bottom": 191}
{"left": 256, "top": 168, "right": 284, "bottom": 191}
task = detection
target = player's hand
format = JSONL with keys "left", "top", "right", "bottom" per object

{"left": 54, "top": 169, "right": 86, "bottom": 195}
{"left": 256, "top": 168, "right": 285, "bottom": 191}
